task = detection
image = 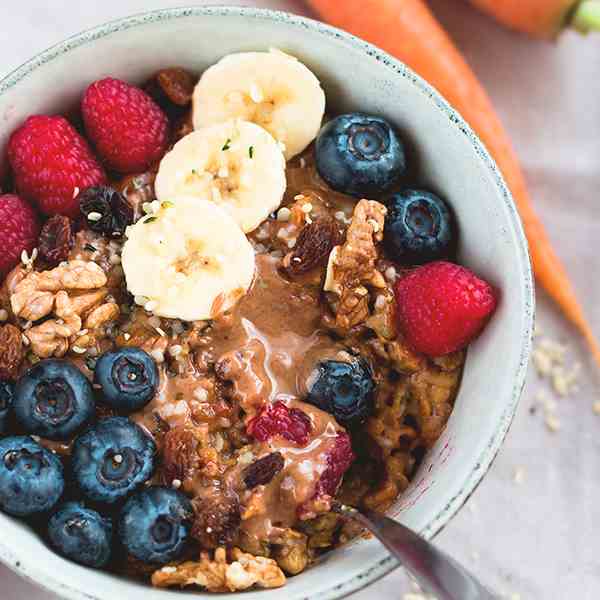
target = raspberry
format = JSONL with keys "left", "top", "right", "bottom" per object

{"left": 314, "top": 432, "right": 355, "bottom": 498}
{"left": 8, "top": 116, "right": 107, "bottom": 217}
{"left": 247, "top": 401, "right": 312, "bottom": 446}
{"left": 394, "top": 260, "right": 497, "bottom": 357}
{"left": 0, "top": 194, "right": 40, "bottom": 277}
{"left": 82, "top": 77, "right": 169, "bottom": 173}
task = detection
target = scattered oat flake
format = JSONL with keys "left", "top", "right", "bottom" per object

{"left": 545, "top": 413, "right": 561, "bottom": 433}
{"left": 513, "top": 466, "right": 526, "bottom": 485}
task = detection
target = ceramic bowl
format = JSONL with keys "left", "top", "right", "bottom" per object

{"left": 0, "top": 6, "right": 534, "bottom": 600}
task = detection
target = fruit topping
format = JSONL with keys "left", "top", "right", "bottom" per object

{"left": 14, "top": 359, "right": 95, "bottom": 440}
{"left": 394, "top": 260, "right": 497, "bottom": 357}
{"left": 121, "top": 195, "right": 255, "bottom": 321}
{"left": 0, "top": 436, "right": 64, "bottom": 516}
{"left": 0, "top": 194, "right": 41, "bottom": 277}
{"left": 307, "top": 359, "right": 375, "bottom": 426}
{"left": 192, "top": 49, "right": 325, "bottom": 159}
{"left": 243, "top": 452, "right": 285, "bottom": 488}
{"left": 79, "top": 185, "right": 133, "bottom": 238}
{"left": 246, "top": 401, "right": 312, "bottom": 446}
{"left": 154, "top": 120, "right": 286, "bottom": 233}
{"left": 72, "top": 417, "right": 156, "bottom": 505}
{"left": 191, "top": 493, "right": 241, "bottom": 550}
{"left": 118, "top": 486, "right": 193, "bottom": 564}
{"left": 283, "top": 219, "right": 340, "bottom": 276}
{"left": 38, "top": 215, "right": 74, "bottom": 266}
{"left": 384, "top": 189, "right": 456, "bottom": 265}
{"left": 314, "top": 432, "right": 354, "bottom": 499}
{"left": 7, "top": 115, "right": 107, "bottom": 217}
{"left": 0, "top": 382, "right": 14, "bottom": 435}
{"left": 315, "top": 113, "right": 406, "bottom": 197}
{"left": 82, "top": 77, "right": 169, "bottom": 173}
{"left": 0, "top": 324, "right": 25, "bottom": 381}
{"left": 48, "top": 501, "right": 113, "bottom": 568}
{"left": 94, "top": 347, "right": 158, "bottom": 413}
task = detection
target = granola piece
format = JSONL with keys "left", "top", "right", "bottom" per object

{"left": 0, "top": 324, "right": 24, "bottom": 380}
{"left": 368, "top": 337, "right": 424, "bottom": 374}
{"left": 323, "top": 200, "right": 387, "bottom": 330}
{"left": 151, "top": 547, "right": 285, "bottom": 591}
{"left": 272, "top": 529, "right": 308, "bottom": 575}
{"left": 367, "top": 380, "right": 416, "bottom": 458}
{"left": 410, "top": 365, "right": 461, "bottom": 447}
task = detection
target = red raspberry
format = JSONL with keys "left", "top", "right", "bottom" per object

{"left": 0, "top": 195, "right": 41, "bottom": 277}
{"left": 8, "top": 116, "right": 107, "bottom": 218}
{"left": 314, "top": 431, "right": 355, "bottom": 498}
{"left": 247, "top": 401, "right": 312, "bottom": 446}
{"left": 82, "top": 77, "right": 169, "bottom": 173}
{"left": 394, "top": 261, "right": 497, "bottom": 357}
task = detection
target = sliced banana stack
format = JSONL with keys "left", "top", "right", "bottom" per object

{"left": 155, "top": 119, "right": 286, "bottom": 233}
{"left": 121, "top": 196, "right": 255, "bottom": 322}
{"left": 192, "top": 49, "right": 326, "bottom": 160}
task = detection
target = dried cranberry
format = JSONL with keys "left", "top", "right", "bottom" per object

{"left": 38, "top": 215, "right": 73, "bottom": 266}
{"left": 243, "top": 452, "right": 284, "bottom": 488}
{"left": 247, "top": 401, "right": 312, "bottom": 446}
{"left": 314, "top": 432, "right": 355, "bottom": 497}
{"left": 79, "top": 186, "right": 133, "bottom": 237}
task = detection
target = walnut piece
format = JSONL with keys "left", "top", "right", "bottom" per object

{"left": 0, "top": 324, "right": 25, "bottom": 380}
{"left": 9, "top": 260, "right": 119, "bottom": 358}
{"left": 323, "top": 200, "right": 387, "bottom": 330}
{"left": 151, "top": 547, "right": 286, "bottom": 591}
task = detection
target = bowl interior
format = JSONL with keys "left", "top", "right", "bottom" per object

{"left": 0, "top": 7, "right": 533, "bottom": 600}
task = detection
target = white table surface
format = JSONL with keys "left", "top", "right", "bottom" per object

{"left": 2, "top": 1, "right": 599, "bottom": 599}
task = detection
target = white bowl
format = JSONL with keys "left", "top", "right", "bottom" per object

{"left": 0, "top": 6, "right": 534, "bottom": 600}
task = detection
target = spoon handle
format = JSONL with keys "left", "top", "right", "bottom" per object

{"left": 347, "top": 507, "right": 498, "bottom": 600}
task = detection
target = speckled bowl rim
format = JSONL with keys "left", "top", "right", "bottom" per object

{"left": 0, "top": 5, "right": 534, "bottom": 600}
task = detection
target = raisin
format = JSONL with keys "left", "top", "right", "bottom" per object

{"left": 161, "top": 426, "right": 201, "bottom": 485}
{"left": 285, "top": 220, "right": 340, "bottom": 275}
{"left": 192, "top": 494, "right": 241, "bottom": 549}
{"left": 79, "top": 186, "right": 133, "bottom": 238}
{"left": 156, "top": 68, "right": 195, "bottom": 106}
{"left": 0, "top": 324, "right": 24, "bottom": 381}
{"left": 243, "top": 452, "right": 285, "bottom": 489}
{"left": 38, "top": 215, "right": 73, "bottom": 266}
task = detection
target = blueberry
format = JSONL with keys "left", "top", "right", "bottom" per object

{"left": 0, "top": 381, "right": 14, "bottom": 434}
{"left": 118, "top": 487, "right": 193, "bottom": 564}
{"left": 48, "top": 501, "right": 113, "bottom": 568}
{"left": 95, "top": 348, "right": 158, "bottom": 413}
{"left": 14, "top": 360, "right": 95, "bottom": 441}
{"left": 307, "top": 359, "right": 375, "bottom": 426}
{"left": 72, "top": 417, "right": 155, "bottom": 505}
{"left": 315, "top": 113, "right": 406, "bottom": 198}
{"left": 0, "top": 436, "right": 64, "bottom": 516}
{"left": 383, "top": 189, "right": 456, "bottom": 265}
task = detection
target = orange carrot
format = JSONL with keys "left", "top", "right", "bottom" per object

{"left": 307, "top": 0, "right": 600, "bottom": 365}
{"left": 469, "top": 0, "right": 600, "bottom": 38}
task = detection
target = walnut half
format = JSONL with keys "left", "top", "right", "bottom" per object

{"left": 151, "top": 547, "right": 285, "bottom": 592}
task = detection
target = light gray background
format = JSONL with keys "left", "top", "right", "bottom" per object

{"left": 1, "top": 1, "right": 599, "bottom": 599}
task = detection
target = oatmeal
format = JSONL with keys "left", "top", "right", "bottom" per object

{"left": 0, "top": 49, "right": 497, "bottom": 592}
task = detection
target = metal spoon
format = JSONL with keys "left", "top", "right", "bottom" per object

{"left": 332, "top": 503, "right": 498, "bottom": 600}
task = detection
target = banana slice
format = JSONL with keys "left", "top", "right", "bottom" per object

{"left": 192, "top": 49, "right": 326, "bottom": 160}
{"left": 155, "top": 120, "right": 286, "bottom": 233}
{"left": 121, "top": 196, "right": 255, "bottom": 322}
